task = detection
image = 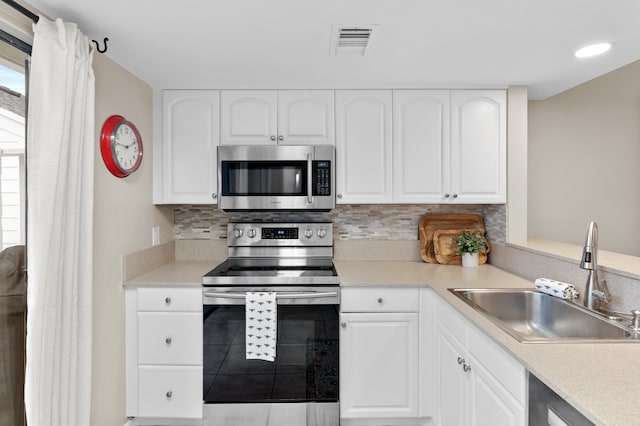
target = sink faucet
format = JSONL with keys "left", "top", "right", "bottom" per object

{"left": 580, "top": 221, "right": 609, "bottom": 311}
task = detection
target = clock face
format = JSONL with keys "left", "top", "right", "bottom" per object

{"left": 100, "top": 115, "right": 143, "bottom": 178}
{"left": 112, "top": 122, "right": 142, "bottom": 172}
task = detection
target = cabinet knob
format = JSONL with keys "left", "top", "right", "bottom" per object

{"left": 463, "top": 364, "right": 472, "bottom": 373}
{"left": 452, "top": 193, "right": 458, "bottom": 199}
{"left": 166, "top": 391, "right": 173, "bottom": 399}
{"left": 337, "top": 193, "right": 343, "bottom": 199}
{"left": 164, "top": 297, "right": 172, "bottom": 305}
{"left": 270, "top": 135, "right": 276, "bottom": 141}
{"left": 444, "top": 193, "right": 450, "bottom": 198}
{"left": 165, "top": 337, "right": 172, "bottom": 345}
{"left": 278, "top": 135, "right": 284, "bottom": 141}
{"left": 341, "top": 322, "right": 347, "bottom": 328}
{"left": 211, "top": 193, "right": 217, "bottom": 199}
{"left": 457, "top": 357, "right": 465, "bottom": 365}
{"left": 377, "top": 297, "right": 383, "bottom": 304}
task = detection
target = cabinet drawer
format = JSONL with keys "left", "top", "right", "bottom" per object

{"left": 138, "top": 365, "right": 202, "bottom": 419}
{"left": 137, "top": 287, "right": 201, "bottom": 312}
{"left": 138, "top": 312, "right": 202, "bottom": 365}
{"left": 341, "top": 287, "right": 419, "bottom": 312}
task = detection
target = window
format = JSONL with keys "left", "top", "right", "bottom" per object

{"left": 0, "top": 28, "right": 27, "bottom": 426}
{"left": 0, "top": 41, "right": 26, "bottom": 250}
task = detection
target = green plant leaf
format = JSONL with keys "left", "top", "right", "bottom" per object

{"left": 451, "top": 229, "right": 487, "bottom": 255}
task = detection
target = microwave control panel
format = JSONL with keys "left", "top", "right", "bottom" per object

{"left": 313, "top": 161, "right": 331, "bottom": 196}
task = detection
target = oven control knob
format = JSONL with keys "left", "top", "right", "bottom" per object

{"left": 233, "top": 228, "right": 243, "bottom": 238}
{"left": 317, "top": 228, "right": 327, "bottom": 238}
{"left": 247, "top": 228, "right": 257, "bottom": 238}
{"left": 304, "top": 228, "right": 314, "bottom": 239}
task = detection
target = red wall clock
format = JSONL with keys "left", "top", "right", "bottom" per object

{"left": 100, "top": 115, "right": 143, "bottom": 178}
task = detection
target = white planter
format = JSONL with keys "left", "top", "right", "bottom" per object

{"left": 461, "top": 253, "right": 478, "bottom": 268}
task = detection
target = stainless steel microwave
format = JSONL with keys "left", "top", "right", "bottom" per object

{"left": 217, "top": 145, "right": 335, "bottom": 211}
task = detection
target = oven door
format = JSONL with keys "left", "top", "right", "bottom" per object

{"left": 202, "top": 287, "right": 339, "bottom": 426}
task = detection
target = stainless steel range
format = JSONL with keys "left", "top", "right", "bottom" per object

{"left": 202, "top": 222, "right": 340, "bottom": 426}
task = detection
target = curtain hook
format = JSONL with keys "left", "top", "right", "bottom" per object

{"left": 92, "top": 37, "right": 109, "bottom": 53}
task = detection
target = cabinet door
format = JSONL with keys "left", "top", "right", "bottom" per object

{"left": 393, "top": 90, "right": 450, "bottom": 203}
{"left": 277, "top": 90, "right": 335, "bottom": 145}
{"left": 450, "top": 90, "right": 506, "bottom": 203}
{"left": 468, "top": 355, "right": 526, "bottom": 426}
{"left": 436, "top": 324, "right": 468, "bottom": 426}
{"left": 340, "top": 312, "right": 419, "bottom": 419}
{"left": 335, "top": 90, "right": 392, "bottom": 203}
{"left": 220, "top": 91, "right": 277, "bottom": 145}
{"left": 161, "top": 90, "right": 219, "bottom": 204}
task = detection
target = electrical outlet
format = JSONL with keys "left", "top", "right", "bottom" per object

{"left": 152, "top": 226, "right": 160, "bottom": 246}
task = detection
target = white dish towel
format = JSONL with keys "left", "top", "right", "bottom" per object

{"left": 534, "top": 278, "right": 579, "bottom": 300}
{"left": 246, "top": 292, "right": 277, "bottom": 362}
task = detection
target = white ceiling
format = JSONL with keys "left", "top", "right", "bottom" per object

{"left": 25, "top": 0, "right": 640, "bottom": 99}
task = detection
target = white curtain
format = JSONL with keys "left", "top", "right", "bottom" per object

{"left": 25, "top": 17, "right": 95, "bottom": 426}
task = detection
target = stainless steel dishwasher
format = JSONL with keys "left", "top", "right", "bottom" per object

{"left": 529, "top": 373, "right": 595, "bottom": 426}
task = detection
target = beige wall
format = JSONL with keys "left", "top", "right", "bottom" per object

{"left": 528, "top": 60, "right": 640, "bottom": 256}
{"left": 92, "top": 53, "right": 172, "bottom": 425}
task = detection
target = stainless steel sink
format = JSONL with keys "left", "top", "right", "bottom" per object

{"left": 449, "top": 288, "right": 640, "bottom": 343}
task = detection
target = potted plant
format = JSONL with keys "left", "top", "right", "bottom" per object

{"left": 452, "top": 229, "right": 487, "bottom": 267}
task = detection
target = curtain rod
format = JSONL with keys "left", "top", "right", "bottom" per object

{"left": 2, "top": 0, "right": 39, "bottom": 23}
{"left": 1, "top": 0, "right": 108, "bottom": 53}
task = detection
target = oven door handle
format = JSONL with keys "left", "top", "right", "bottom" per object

{"left": 203, "top": 291, "right": 338, "bottom": 300}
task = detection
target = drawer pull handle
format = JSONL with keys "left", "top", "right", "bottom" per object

{"left": 166, "top": 391, "right": 173, "bottom": 398}
{"left": 457, "top": 357, "right": 465, "bottom": 365}
{"left": 164, "top": 297, "right": 172, "bottom": 305}
{"left": 341, "top": 322, "right": 347, "bottom": 328}
{"left": 377, "top": 297, "right": 383, "bottom": 304}
{"left": 165, "top": 337, "right": 172, "bottom": 345}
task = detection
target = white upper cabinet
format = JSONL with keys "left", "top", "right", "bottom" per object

{"left": 450, "top": 90, "right": 506, "bottom": 203}
{"left": 220, "top": 91, "right": 277, "bottom": 145}
{"left": 158, "top": 90, "right": 220, "bottom": 204}
{"left": 335, "top": 90, "right": 393, "bottom": 203}
{"left": 277, "top": 91, "right": 335, "bottom": 145}
{"left": 155, "top": 88, "right": 505, "bottom": 205}
{"left": 393, "top": 90, "right": 450, "bottom": 203}
{"left": 393, "top": 89, "right": 506, "bottom": 204}
{"left": 220, "top": 90, "right": 334, "bottom": 145}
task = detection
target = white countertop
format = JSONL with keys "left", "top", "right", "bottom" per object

{"left": 125, "top": 259, "right": 640, "bottom": 426}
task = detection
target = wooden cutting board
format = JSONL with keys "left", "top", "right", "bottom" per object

{"left": 433, "top": 228, "right": 490, "bottom": 265}
{"left": 418, "top": 214, "right": 486, "bottom": 263}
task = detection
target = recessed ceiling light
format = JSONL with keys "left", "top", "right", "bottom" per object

{"left": 574, "top": 42, "right": 613, "bottom": 58}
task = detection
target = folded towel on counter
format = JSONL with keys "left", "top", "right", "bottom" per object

{"left": 246, "top": 292, "right": 277, "bottom": 362}
{"left": 534, "top": 278, "right": 579, "bottom": 300}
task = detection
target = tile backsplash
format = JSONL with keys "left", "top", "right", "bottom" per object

{"left": 174, "top": 204, "right": 506, "bottom": 242}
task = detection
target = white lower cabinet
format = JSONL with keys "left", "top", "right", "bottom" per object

{"left": 434, "top": 294, "right": 526, "bottom": 426}
{"left": 340, "top": 287, "right": 431, "bottom": 426}
{"left": 126, "top": 287, "right": 203, "bottom": 425}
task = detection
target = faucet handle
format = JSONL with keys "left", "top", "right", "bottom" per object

{"left": 592, "top": 289, "right": 607, "bottom": 302}
{"left": 592, "top": 279, "right": 610, "bottom": 303}
{"left": 631, "top": 310, "right": 640, "bottom": 330}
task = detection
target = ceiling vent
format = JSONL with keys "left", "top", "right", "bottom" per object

{"left": 331, "top": 25, "right": 376, "bottom": 56}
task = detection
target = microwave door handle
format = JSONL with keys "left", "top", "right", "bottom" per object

{"left": 307, "top": 152, "right": 313, "bottom": 204}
